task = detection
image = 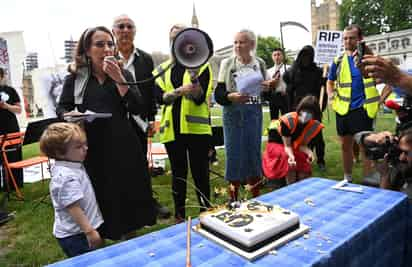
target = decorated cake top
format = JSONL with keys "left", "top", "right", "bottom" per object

{"left": 199, "top": 200, "right": 300, "bottom": 247}
{"left": 200, "top": 200, "right": 295, "bottom": 228}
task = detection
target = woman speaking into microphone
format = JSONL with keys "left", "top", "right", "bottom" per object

{"left": 57, "top": 26, "right": 156, "bottom": 240}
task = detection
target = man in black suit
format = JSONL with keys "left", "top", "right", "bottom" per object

{"left": 113, "top": 14, "right": 171, "bottom": 219}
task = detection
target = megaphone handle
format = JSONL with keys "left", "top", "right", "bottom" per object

{"left": 188, "top": 70, "right": 199, "bottom": 85}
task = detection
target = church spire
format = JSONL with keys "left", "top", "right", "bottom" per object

{"left": 191, "top": 2, "right": 199, "bottom": 28}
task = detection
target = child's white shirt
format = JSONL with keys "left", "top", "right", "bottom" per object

{"left": 50, "top": 160, "right": 103, "bottom": 238}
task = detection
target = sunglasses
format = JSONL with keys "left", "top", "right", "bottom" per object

{"left": 116, "top": 23, "right": 134, "bottom": 30}
{"left": 93, "top": 41, "right": 115, "bottom": 49}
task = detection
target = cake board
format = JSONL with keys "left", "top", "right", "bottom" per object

{"left": 193, "top": 223, "right": 310, "bottom": 261}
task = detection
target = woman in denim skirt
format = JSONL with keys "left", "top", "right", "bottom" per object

{"left": 214, "top": 29, "right": 269, "bottom": 201}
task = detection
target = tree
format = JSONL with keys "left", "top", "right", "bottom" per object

{"left": 256, "top": 36, "right": 282, "bottom": 67}
{"left": 384, "top": 0, "right": 412, "bottom": 32}
{"left": 340, "top": 0, "right": 412, "bottom": 35}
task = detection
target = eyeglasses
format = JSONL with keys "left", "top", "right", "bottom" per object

{"left": 115, "top": 23, "right": 134, "bottom": 30}
{"left": 93, "top": 41, "right": 115, "bottom": 49}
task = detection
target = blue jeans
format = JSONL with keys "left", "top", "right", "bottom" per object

{"left": 57, "top": 232, "right": 91, "bottom": 258}
{"left": 223, "top": 104, "right": 262, "bottom": 181}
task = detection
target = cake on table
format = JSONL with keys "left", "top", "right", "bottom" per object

{"left": 198, "top": 200, "right": 301, "bottom": 253}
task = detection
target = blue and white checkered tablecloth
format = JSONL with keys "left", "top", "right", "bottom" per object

{"left": 47, "top": 178, "right": 410, "bottom": 267}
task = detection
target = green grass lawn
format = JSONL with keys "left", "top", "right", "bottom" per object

{"left": 0, "top": 106, "right": 396, "bottom": 266}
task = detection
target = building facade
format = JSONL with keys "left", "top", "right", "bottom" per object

{"left": 63, "top": 39, "right": 77, "bottom": 63}
{"left": 364, "top": 29, "right": 412, "bottom": 66}
{"left": 311, "top": 0, "right": 340, "bottom": 44}
{"left": 25, "top": 52, "right": 38, "bottom": 72}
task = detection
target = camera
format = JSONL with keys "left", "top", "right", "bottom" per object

{"left": 363, "top": 136, "right": 400, "bottom": 165}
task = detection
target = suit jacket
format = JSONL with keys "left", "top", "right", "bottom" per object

{"left": 132, "top": 48, "right": 157, "bottom": 122}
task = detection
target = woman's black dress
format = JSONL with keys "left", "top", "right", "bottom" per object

{"left": 0, "top": 85, "right": 23, "bottom": 190}
{"left": 58, "top": 73, "right": 156, "bottom": 240}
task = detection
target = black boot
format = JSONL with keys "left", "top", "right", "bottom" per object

{"left": 153, "top": 197, "right": 171, "bottom": 219}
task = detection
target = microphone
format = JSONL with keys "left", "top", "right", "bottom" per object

{"left": 385, "top": 99, "right": 401, "bottom": 110}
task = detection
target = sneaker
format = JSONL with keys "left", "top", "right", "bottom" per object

{"left": 153, "top": 198, "right": 171, "bottom": 219}
{"left": 343, "top": 177, "right": 353, "bottom": 183}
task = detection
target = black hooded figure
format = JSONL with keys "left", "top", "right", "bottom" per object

{"left": 283, "top": 45, "right": 327, "bottom": 110}
{"left": 283, "top": 45, "right": 327, "bottom": 170}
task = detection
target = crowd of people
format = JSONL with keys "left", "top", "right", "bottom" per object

{"left": 1, "top": 16, "right": 412, "bottom": 259}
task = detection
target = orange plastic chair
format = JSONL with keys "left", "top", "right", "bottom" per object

{"left": 1, "top": 132, "right": 49, "bottom": 200}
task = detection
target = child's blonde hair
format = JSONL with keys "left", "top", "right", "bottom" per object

{"left": 40, "top": 123, "right": 86, "bottom": 159}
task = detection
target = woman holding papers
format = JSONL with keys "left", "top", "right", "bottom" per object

{"left": 57, "top": 26, "right": 156, "bottom": 240}
{"left": 214, "top": 29, "right": 268, "bottom": 201}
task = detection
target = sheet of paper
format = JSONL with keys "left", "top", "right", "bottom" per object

{"left": 332, "top": 180, "right": 364, "bottom": 193}
{"left": 131, "top": 115, "right": 148, "bottom": 132}
{"left": 234, "top": 71, "right": 263, "bottom": 96}
{"left": 64, "top": 110, "right": 112, "bottom": 122}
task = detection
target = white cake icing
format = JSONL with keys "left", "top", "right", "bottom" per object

{"left": 199, "top": 200, "right": 299, "bottom": 249}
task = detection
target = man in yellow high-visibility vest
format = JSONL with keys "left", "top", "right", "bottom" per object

{"left": 327, "top": 24, "right": 379, "bottom": 183}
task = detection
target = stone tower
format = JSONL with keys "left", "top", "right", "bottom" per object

{"left": 311, "top": 0, "right": 340, "bottom": 44}
{"left": 191, "top": 2, "right": 199, "bottom": 28}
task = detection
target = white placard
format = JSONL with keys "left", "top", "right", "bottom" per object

{"left": 315, "top": 30, "right": 343, "bottom": 64}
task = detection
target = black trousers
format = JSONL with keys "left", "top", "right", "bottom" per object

{"left": 165, "top": 134, "right": 211, "bottom": 218}
{"left": 269, "top": 93, "right": 289, "bottom": 120}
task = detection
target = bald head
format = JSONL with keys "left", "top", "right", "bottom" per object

{"left": 113, "top": 14, "right": 135, "bottom": 28}
{"left": 112, "top": 14, "right": 136, "bottom": 50}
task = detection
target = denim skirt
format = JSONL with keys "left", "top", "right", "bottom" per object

{"left": 223, "top": 103, "right": 262, "bottom": 182}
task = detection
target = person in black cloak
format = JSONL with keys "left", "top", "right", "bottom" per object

{"left": 57, "top": 26, "right": 156, "bottom": 240}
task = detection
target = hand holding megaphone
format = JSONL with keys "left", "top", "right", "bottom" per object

{"left": 176, "top": 84, "right": 197, "bottom": 97}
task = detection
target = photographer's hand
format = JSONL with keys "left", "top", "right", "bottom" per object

{"left": 360, "top": 55, "right": 402, "bottom": 85}
{"left": 363, "top": 131, "right": 394, "bottom": 146}
{"left": 374, "top": 154, "right": 391, "bottom": 189}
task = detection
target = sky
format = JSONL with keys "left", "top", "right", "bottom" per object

{"left": 0, "top": 0, "right": 323, "bottom": 68}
